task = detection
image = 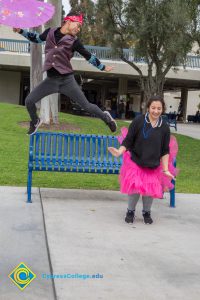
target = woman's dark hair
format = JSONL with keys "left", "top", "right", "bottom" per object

{"left": 146, "top": 95, "right": 166, "bottom": 113}
{"left": 67, "top": 11, "right": 81, "bottom": 17}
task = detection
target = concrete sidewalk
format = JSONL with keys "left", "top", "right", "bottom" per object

{"left": 170, "top": 123, "right": 200, "bottom": 140}
{"left": 124, "top": 121, "right": 200, "bottom": 139}
{"left": 0, "top": 187, "right": 55, "bottom": 300}
{"left": 1, "top": 187, "right": 200, "bottom": 300}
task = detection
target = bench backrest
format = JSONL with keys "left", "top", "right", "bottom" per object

{"left": 162, "top": 114, "right": 177, "bottom": 129}
{"left": 29, "top": 132, "right": 122, "bottom": 174}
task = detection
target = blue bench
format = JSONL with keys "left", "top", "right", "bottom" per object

{"left": 163, "top": 114, "right": 177, "bottom": 131}
{"left": 187, "top": 114, "right": 200, "bottom": 123}
{"left": 27, "top": 132, "right": 176, "bottom": 207}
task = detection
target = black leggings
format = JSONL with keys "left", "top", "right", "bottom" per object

{"left": 25, "top": 74, "right": 107, "bottom": 124}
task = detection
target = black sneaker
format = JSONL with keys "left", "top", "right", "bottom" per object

{"left": 104, "top": 111, "right": 117, "bottom": 133}
{"left": 27, "top": 118, "right": 42, "bottom": 135}
{"left": 125, "top": 210, "right": 135, "bottom": 223}
{"left": 143, "top": 212, "right": 153, "bottom": 224}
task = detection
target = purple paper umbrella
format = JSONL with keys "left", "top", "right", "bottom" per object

{"left": 0, "top": 0, "right": 55, "bottom": 28}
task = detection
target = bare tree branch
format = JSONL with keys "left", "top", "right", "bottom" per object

{"left": 120, "top": 56, "right": 144, "bottom": 77}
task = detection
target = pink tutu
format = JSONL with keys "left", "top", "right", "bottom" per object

{"left": 118, "top": 127, "right": 178, "bottom": 199}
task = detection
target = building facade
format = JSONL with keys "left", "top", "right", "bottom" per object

{"left": 1, "top": 24, "right": 200, "bottom": 120}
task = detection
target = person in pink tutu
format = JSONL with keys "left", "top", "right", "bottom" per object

{"left": 108, "top": 95, "right": 178, "bottom": 225}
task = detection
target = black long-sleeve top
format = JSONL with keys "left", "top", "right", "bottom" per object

{"left": 20, "top": 27, "right": 105, "bottom": 77}
{"left": 122, "top": 115, "right": 170, "bottom": 168}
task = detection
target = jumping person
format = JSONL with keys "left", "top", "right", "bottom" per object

{"left": 13, "top": 11, "right": 117, "bottom": 135}
{"left": 108, "top": 95, "right": 178, "bottom": 224}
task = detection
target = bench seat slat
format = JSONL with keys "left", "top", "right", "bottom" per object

{"left": 32, "top": 162, "right": 120, "bottom": 170}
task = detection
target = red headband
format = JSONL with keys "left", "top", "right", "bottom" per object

{"left": 64, "top": 15, "right": 83, "bottom": 25}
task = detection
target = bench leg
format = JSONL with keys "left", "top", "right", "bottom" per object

{"left": 170, "top": 179, "right": 176, "bottom": 207}
{"left": 27, "top": 170, "right": 32, "bottom": 203}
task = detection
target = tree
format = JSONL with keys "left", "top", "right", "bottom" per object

{"left": 30, "top": 30, "right": 42, "bottom": 91}
{"left": 69, "top": 0, "right": 108, "bottom": 45}
{"left": 62, "top": 4, "right": 65, "bottom": 20}
{"left": 187, "top": 0, "right": 200, "bottom": 50}
{"left": 30, "top": 0, "right": 62, "bottom": 124}
{"left": 39, "top": 0, "right": 62, "bottom": 124}
{"left": 30, "top": 2, "right": 43, "bottom": 110}
{"left": 102, "top": 0, "right": 198, "bottom": 109}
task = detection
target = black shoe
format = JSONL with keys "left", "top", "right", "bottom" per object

{"left": 125, "top": 210, "right": 135, "bottom": 223}
{"left": 143, "top": 212, "right": 153, "bottom": 224}
{"left": 104, "top": 111, "right": 117, "bottom": 133}
{"left": 27, "top": 118, "right": 42, "bottom": 135}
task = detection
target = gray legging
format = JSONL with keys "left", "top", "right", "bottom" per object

{"left": 25, "top": 74, "right": 108, "bottom": 124}
{"left": 128, "top": 194, "right": 153, "bottom": 213}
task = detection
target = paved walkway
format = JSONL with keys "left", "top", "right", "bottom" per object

{"left": 125, "top": 120, "right": 200, "bottom": 139}
{"left": 170, "top": 123, "right": 200, "bottom": 139}
{"left": 0, "top": 187, "right": 54, "bottom": 300}
{"left": 1, "top": 187, "right": 200, "bottom": 300}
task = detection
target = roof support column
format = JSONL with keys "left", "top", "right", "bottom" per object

{"left": 100, "top": 84, "right": 107, "bottom": 106}
{"left": 181, "top": 87, "right": 188, "bottom": 122}
{"left": 118, "top": 77, "right": 128, "bottom": 101}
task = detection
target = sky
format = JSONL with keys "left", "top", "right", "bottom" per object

{"left": 62, "top": 0, "right": 97, "bottom": 14}
{"left": 62, "top": 1, "right": 71, "bottom": 14}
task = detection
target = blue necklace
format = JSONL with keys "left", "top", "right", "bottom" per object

{"left": 142, "top": 113, "right": 162, "bottom": 139}
{"left": 142, "top": 121, "right": 154, "bottom": 139}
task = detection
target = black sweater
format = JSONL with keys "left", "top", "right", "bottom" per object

{"left": 122, "top": 115, "right": 170, "bottom": 168}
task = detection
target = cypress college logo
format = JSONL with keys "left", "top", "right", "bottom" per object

{"left": 8, "top": 262, "right": 36, "bottom": 290}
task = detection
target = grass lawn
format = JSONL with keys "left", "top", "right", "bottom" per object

{"left": 0, "top": 102, "right": 199, "bottom": 193}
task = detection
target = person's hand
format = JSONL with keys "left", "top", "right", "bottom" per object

{"left": 108, "top": 147, "right": 122, "bottom": 157}
{"left": 13, "top": 28, "right": 21, "bottom": 33}
{"left": 163, "top": 170, "right": 175, "bottom": 181}
{"left": 104, "top": 65, "right": 114, "bottom": 72}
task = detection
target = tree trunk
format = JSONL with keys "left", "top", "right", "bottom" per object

{"left": 123, "top": 57, "right": 166, "bottom": 113}
{"left": 40, "top": 0, "right": 62, "bottom": 124}
{"left": 30, "top": 12, "right": 43, "bottom": 111}
{"left": 139, "top": 65, "right": 165, "bottom": 113}
{"left": 30, "top": 41, "right": 42, "bottom": 91}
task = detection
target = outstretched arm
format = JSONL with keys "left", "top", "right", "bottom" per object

{"left": 13, "top": 28, "right": 49, "bottom": 43}
{"left": 161, "top": 154, "right": 175, "bottom": 180}
{"left": 161, "top": 127, "right": 174, "bottom": 180}
{"left": 73, "top": 39, "right": 114, "bottom": 72}
{"left": 108, "top": 146, "right": 126, "bottom": 157}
